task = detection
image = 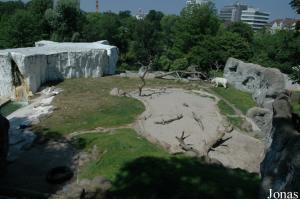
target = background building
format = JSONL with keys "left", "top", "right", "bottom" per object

{"left": 269, "top": 18, "right": 299, "bottom": 33}
{"left": 219, "top": 2, "right": 248, "bottom": 22}
{"left": 186, "top": 0, "right": 212, "bottom": 6}
{"left": 219, "top": 2, "right": 270, "bottom": 30}
{"left": 53, "top": 0, "right": 80, "bottom": 9}
{"left": 241, "top": 8, "right": 270, "bottom": 30}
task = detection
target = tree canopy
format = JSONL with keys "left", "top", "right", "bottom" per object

{"left": 0, "top": 0, "right": 299, "bottom": 80}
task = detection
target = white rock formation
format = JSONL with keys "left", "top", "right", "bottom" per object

{"left": 0, "top": 41, "right": 118, "bottom": 100}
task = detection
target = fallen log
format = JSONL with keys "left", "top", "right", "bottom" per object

{"left": 192, "top": 112, "right": 205, "bottom": 131}
{"left": 155, "top": 71, "right": 207, "bottom": 80}
{"left": 154, "top": 114, "right": 183, "bottom": 125}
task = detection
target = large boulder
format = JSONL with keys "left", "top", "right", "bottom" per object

{"left": 260, "top": 91, "right": 300, "bottom": 197}
{"left": 247, "top": 107, "right": 273, "bottom": 144}
{"left": 0, "top": 41, "right": 118, "bottom": 100}
{"left": 224, "top": 58, "right": 286, "bottom": 108}
{"left": 51, "top": 176, "right": 111, "bottom": 199}
{"left": 0, "top": 113, "right": 9, "bottom": 174}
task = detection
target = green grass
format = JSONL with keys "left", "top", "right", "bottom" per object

{"left": 34, "top": 76, "right": 194, "bottom": 136}
{"left": 212, "top": 86, "right": 256, "bottom": 115}
{"left": 217, "top": 100, "right": 236, "bottom": 116}
{"left": 73, "top": 129, "right": 260, "bottom": 198}
{"left": 109, "top": 156, "right": 260, "bottom": 199}
{"left": 217, "top": 100, "right": 245, "bottom": 130}
{"left": 75, "top": 128, "right": 169, "bottom": 180}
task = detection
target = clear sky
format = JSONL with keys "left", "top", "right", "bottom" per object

{"left": 81, "top": 0, "right": 299, "bottom": 20}
{"left": 2, "top": 0, "right": 300, "bottom": 20}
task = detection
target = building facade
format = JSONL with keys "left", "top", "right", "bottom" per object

{"left": 219, "top": 3, "right": 270, "bottom": 30}
{"left": 269, "top": 18, "right": 299, "bottom": 33}
{"left": 219, "top": 3, "right": 248, "bottom": 22}
{"left": 186, "top": 0, "right": 212, "bottom": 6}
{"left": 241, "top": 8, "right": 270, "bottom": 30}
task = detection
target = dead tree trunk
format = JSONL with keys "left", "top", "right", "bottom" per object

{"left": 138, "top": 61, "right": 152, "bottom": 96}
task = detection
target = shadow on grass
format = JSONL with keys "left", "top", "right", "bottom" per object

{"left": 108, "top": 157, "right": 260, "bottom": 199}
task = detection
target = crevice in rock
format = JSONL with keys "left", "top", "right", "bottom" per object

{"left": 10, "top": 57, "right": 29, "bottom": 101}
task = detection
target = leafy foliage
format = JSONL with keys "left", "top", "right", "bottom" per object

{"left": 0, "top": 0, "right": 299, "bottom": 81}
{"left": 290, "top": 0, "right": 300, "bottom": 14}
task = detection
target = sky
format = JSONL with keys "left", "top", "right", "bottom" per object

{"left": 2, "top": 0, "right": 300, "bottom": 20}
{"left": 82, "top": 0, "right": 299, "bottom": 20}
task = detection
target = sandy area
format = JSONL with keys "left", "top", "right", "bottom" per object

{"left": 134, "top": 88, "right": 264, "bottom": 173}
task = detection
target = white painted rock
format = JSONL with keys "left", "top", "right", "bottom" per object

{"left": 0, "top": 40, "right": 118, "bottom": 100}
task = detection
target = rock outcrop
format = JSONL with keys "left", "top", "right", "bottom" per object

{"left": 224, "top": 58, "right": 286, "bottom": 108}
{"left": 51, "top": 176, "right": 111, "bottom": 199}
{"left": 0, "top": 41, "right": 118, "bottom": 100}
{"left": 247, "top": 107, "right": 273, "bottom": 144}
{"left": 0, "top": 113, "right": 9, "bottom": 174}
{"left": 260, "top": 91, "right": 300, "bottom": 197}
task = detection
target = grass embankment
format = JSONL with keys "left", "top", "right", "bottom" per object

{"left": 212, "top": 86, "right": 256, "bottom": 115}
{"left": 74, "top": 129, "right": 169, "bottom": 180}
{"left": 217, "top": 100, "right": 245, "bottom": 130}
{"left": 213, "top": 86, "right": 256, "bottom": 130}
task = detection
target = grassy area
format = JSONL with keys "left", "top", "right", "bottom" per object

{"left": 217, "top": 100, "right": 235, "bottom": 116}
{"left": 74, "top": 129, "right": 169, "bottom": 180}
{"left": 212, "top": 86, "right": 256, "bottom": 115}
{"left": 34, "top": 77, "right": 192, "bottom": 136}
{"left": 74, "top": 129, "right": 260, "bottom": 198}
{"left": 109, "top": 156, "right": 260, "bottom": 199}
{"left": 217, "top": 100, "right": 245, "bottom": 130}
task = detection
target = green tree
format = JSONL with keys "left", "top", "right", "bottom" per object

{"left": 2, "top": 10, "right": 40, "bottom": 47}
{"left": 290, "top": 0, "right": 300, "bottom": 13}
{"left": 27, "top": 0, "right": 53, "bottom": 16}
{"left": 251, "top": 30, "right": 300, "bottom": 74}
{"left": 45, "top": 0, "right": 85, "bottom": 41}
{"left": 0, "top": 0, "right": 25, "bottom": 17}
{"left": 187, "top": 32, "right": 252, "bottom": 74}
{"left": 128, "top": 10, "right": 164, "bottom": 66}
{"left": 227, "top": 22, "right": 254, "bottom": 42}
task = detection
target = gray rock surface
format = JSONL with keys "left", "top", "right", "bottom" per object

{"left": 260, "top": 92, "right": 300, "bottom": 197}
{"left": 51, "top": 176, "right": 111, "bottom": 199}
{"left": 109, "top": 88, "right": 126, "bottom": 97}
{"left": 247, "top": 107, "right": 273, "bottom": 144}
{"left": 0, "top": 113, "right": 9, "bottom": 174}
{"left": 7, "top": 87, "right": 62, "bottom": 161}
{"left": 0, "top": 41, "right": 118, "bottom": 100}
{"left": 224, "top": 58, "right": 286, "bottom": 107}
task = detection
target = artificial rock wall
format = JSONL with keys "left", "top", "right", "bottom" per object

{"left": 0, "top": 41, "right": 118, "bottom": 100}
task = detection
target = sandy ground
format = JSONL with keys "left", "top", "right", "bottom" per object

{"left": 134, "top": 88, "right": 265, "bottom": 173}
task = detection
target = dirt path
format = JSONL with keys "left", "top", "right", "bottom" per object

{"left": 133, "top": 88, "right": 264, "bottom": 173}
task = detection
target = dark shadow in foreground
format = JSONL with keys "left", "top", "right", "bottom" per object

{"left": 108, "top": 156, "right": 260, "bottom": 199}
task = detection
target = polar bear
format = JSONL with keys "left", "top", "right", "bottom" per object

{"left": 211, "top": 77, "right": 228, "bottom": 88}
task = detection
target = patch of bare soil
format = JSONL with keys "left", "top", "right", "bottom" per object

{"left": 133, "top": 88, "right": 264, "bottom": 173}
